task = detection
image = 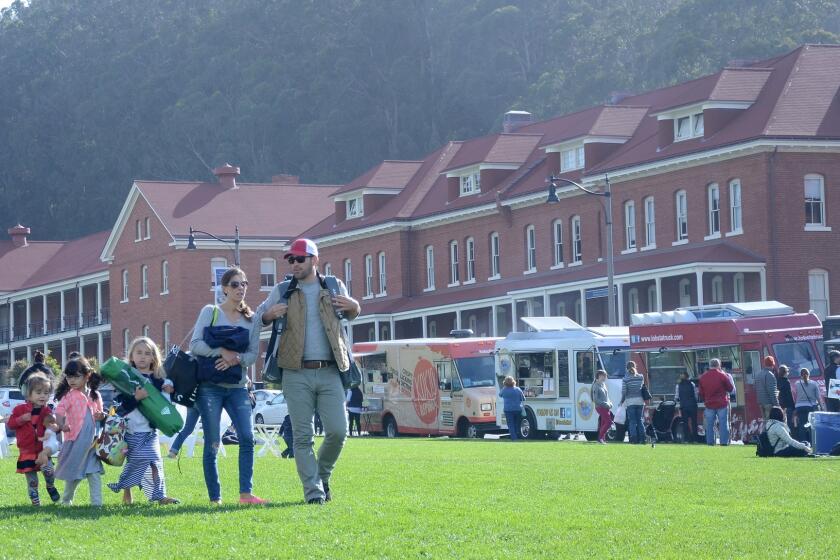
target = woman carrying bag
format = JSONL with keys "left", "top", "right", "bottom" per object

{"left": 190, "top": 267, "right": 266, "bottom": 505}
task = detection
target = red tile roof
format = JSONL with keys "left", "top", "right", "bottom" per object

{"left": 331, "top": 161, "right": 424, "bottom": 196}
{"left": 532, "top": 105, "right": 648, "bottom": 148}
{"left": 710, "top": 68, "right": 772, "bottom": 102}
{"left": 0, "top": 230, "right": 109, "bottom": 292}
{"left": 135, "top": 180, "right": 338, "bottom": 240}
{"left": 441, "top": 133, "right": 542, "bottom": 172}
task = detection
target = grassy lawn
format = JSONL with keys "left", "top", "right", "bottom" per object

{"left": 0, "top": 437, "right": 837, "bottom": 559}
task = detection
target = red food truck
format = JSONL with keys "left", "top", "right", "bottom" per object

{"left": 629, "top": 301, "right": 824, "bottom": 442}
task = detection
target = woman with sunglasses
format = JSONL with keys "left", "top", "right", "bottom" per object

{"left": 190, "top": 267, "right": 267, "bottom": 505}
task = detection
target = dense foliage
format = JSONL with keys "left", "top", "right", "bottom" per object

{"left": 1, "top": 0, "right": 838, "bottom": 240}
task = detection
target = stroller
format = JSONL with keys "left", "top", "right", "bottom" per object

{"left": 646, "top": 401, "right": 677, "bottom": 445}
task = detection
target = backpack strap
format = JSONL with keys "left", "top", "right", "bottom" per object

{"left": 211, "top": 306, "right": 219, "bottom": 327}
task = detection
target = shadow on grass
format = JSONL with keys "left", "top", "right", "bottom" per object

{"left": 0, "top": 500, "right": 303, "bottom": 518}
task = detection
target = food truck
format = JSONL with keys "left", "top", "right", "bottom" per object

{"left": 353, "top": 335, "right": 500, "bottom": 438}
{"left": 822, "top": 315, "right": 840, "bottom": 357}
{"left": 494, "top": 317, "right": 630, "bottom": 440}
{"left": 629, "top": 301, "right": 824, "bottom": 442}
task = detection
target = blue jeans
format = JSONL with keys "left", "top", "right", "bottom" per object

{"left": 704, "top": 406, "right": 730, "bottom": 445}
{"left": 196, "top": 384, "right": 255, "bottom": 501}
{"left": 505, "top": 411, "right": 521, "bottom": 441}
{"left": 626, "top": 405, "right": 644, "bottom": 444}
{"left": 169, "top": 406, "right": 201, "bottom": 454}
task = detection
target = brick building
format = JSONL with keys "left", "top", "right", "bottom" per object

{"left": 2, "top": 44, "right": 839, "bottom": 377}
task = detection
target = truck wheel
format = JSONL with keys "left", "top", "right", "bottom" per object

{"left": 384, "top": 416, "right": 399, "bottom": 438}
{"left": 255, "top": 414, "right": 265, "bottom": 425}
{"left": 458, "top": 418, "right": 478, "bottom": 439}
{"left": 520, "top": 410, "right": 539, "bottom": 440}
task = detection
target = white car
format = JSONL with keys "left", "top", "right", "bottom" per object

{"left": 1, "top": 386, "right": 26, "bottom": 436}
{"left": 252, "top": 389, "right": 280, "bottom": 409}
{"left": 253, "top": 392, "right": 288, "bottom": 425}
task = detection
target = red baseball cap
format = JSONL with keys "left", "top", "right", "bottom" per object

{"left": 284, "top": 238, "right": 319, "bottom": 258}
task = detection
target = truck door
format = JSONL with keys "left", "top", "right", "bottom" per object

{"left": 574, "top": 350, "right": 598, "bottom": 432}
{"left": 437, "top": 360, "right": 454, "bottom": 434}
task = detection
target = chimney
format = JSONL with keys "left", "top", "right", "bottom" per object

{"left": 503, "top": 110, "right": 533, "bottom": 133}
{"left": 608, "top": 91, "right": 634, "bottom": 105}
{"left": 8, "top": 224, "right": 30, "bottom": 247}
{"left": 213, "top": 163, "right": 240, "bottom": 189}
{"left": 271, "top": 174, "right": 300, "bottom": 184}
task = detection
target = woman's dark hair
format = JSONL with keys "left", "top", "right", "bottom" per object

{"left": 55, "top": 357, "right": 100, "bottom": 402}
{"left": 768, "top": 406, "right": 785, "bottom": 422}
{"left": 19, "top": 353, "right": 55, "bottom": 390}
{"left": 221, "top": 267, "right": 254, "bottom": 319}
{"left": 33, "top": 350, "right": 45, "bottom": 364}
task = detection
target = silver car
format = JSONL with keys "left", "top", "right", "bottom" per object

{"left": 253, "top": 392, "right": 288, "bottom": 425}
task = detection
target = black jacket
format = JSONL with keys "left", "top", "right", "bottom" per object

{"left": 677, "top": 379, "right": 698, "bottom": 409}
{"left": 777, "top": 376, "right": 795, "bottom": 409}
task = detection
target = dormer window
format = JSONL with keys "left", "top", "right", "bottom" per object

{"left": 675, "top": 113, "right": 704, "bottom": 141}
{"left": 560, "top": 146, "right": 585, "bottom": 172}
{"left": 346, "top": 196, "right": 364, "bottom": 219}
{"left": 460, "top": 171, "right": 480, "bottom": 196}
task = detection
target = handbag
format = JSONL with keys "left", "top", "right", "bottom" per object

{"left": 641, "top": 384, "right": 652, "bottom": 402}
{"left": 163, "top": 329, "right": 199, "bottom": 408}
{"left": 94, "top": 411, "right": 128, "bottom": 467}
{"left": 613, "top": 404, "right": 627, "bottom": 425}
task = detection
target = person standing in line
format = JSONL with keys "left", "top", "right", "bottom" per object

{"left": 755, "top": 356, "right": 779, "bottom": 421}
{"left": 499, "top": 376, "right": 525, "bottom": 441}
{"left": 824, "top": 350, "right": 840, "bottom": 413}
{"left": 794, "top": 368, "right": 823, "bottom": 442}
{"left": 255, "top": 239, "right": 360, "bottom": 505}
{"left": 346, "top": 383, "right": 364, "bottom": 437}
{"left": 674, "top": 371, "right": 699, "bottom": 443}
{"left": 776, "top": 365, "right": 796, "bottom": 433}
{"left": 620, "top": 361, "right": 645, "bottom": 445}
{"left": 591, "top": 370, "right": 612, "bottom": 444}
{"left": 698, "top": 358, "right": 735, "bottom": 446}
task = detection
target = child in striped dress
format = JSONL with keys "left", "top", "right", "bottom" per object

{"left": 107, "top": 337, "right": 179, "bottom": 505}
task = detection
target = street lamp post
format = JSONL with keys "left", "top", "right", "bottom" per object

{"left": 547, "top": 175, "right": 616, "bottom": 326}
{"left": 186, "top": 225, "right": 241, "bottom": 267}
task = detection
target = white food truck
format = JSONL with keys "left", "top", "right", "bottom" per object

{"left": 495, "top": 317, "right": 630, "bottom": 439}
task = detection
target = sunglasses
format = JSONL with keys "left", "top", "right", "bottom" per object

{"left": 287, "top": 255, "right": 311, "bottom": 264}
{"left": 227, "top": 280, "right": 249, "bottom": 289}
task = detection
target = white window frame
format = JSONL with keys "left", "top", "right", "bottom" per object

{"left": 643, "top": 196, "right": 656, "bottom": 249}
{"left": 378, "top": 252, "right": 387, "bottom": 295}
{"left": 428, "top": 320, "right": 437, "bottom": 338}
{"left": 465, "top": 238, "right": 475, "bottom": 283}
{"left": 733, "top": 273, "right": 745, "bottom": 303}
{"left": 425, "top": 246, "right": 435, "bottom": 291}
{"left": 123, "top": 329, "right": 130, "bottom": 353}
{"left": 144, "top": 217, "right": 151, "bottom": 240}
{"left": 449, "top": 241, "right": 460, "bottom": 286}
{"left": 346, "top": 196, "right": 364, "bottom": 219}
{"left": 711, "top": 275, "right": 724, "bottom": 304}
{"left": 624, "top": 201, "right": 636, "bottom": 251}
{"left": 459, "top": 171, "right": 481, "bottom": 196}
{"left": 679, "top": 278, "right": 692, "bottom": 307}
{"left": 260, "top": 258, "right": 276, "bottom": 291}
{"left": 804, "top": 174, "right": 829, "bottom": 230}
{"left": 675, "top": 190, "right": 688, "bottom": 243}
{"left": 674, "top": 112, "right": 704, "bottom": 141}
{"left": 706, "top": 183, "right": 720, "bottom": 238}
{"left": 571, "top": 216, "right": 582, "bottom": 264}
{"left": 525, "top": 225, "right": 536, "bottom": 273}
{"left": 121, "top": 269, "right": 129, "bottom": 303}
{"left": 552, "top": 219, "right": 564, "bottom": 268}
{"left": 560, "top": 145, "right": 585, "bottom": 172}
{"left": 140, "top": 265, "right": 149, "bottom": 299}
{"left": 324, "top": 263, "right": 333, "bottom": 277}
{"left": 142, "top": 324, "right": 150, "bottom": 338}
{"left": 160, "top": 260, "right": 169, "bottom": 295}
{"left": 344, "top": 259, "right": 353, "bottom": 296}
{"left": 647, "top": 284, "right": 658, "bottom": 312}
{"left": 808, "top": 269, "right": 830, "bottom": 319}
{"left": 364, "top": 254, "right": 374, "bottom": 298}
{"left": 627, "top": 288, "right": 640, "bottom": 315}
{"left": 489, "top": 232, "right": 500, "bottom": 279}
{"left": 210, "top": 258, "right": 228, "bottom": 290}
{"left": 728, "top": 179, "right": 743, "bottom": 235}
{"left": 163, "top": 321, "right": 170, "bottom": 350}
{"left": 693, "top": 112, "right": 704, "bottom": 136}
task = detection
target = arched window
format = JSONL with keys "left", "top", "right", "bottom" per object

{"left": 121, "top": 270, "right": 129, "bottom": 303}
{"left": 679, "top": 278, "right": 692, "bottom": 307}
{"left": 324, "top": 262, "right": 332, "bottom": 277}
{"left": 627, "top": 288, "right": 640, "bottom": 315}
{"left": 808, "top": 269, "right": 830, "bottom": 319}
{"left": 144, "top": 217, "right": 151, "bottom": 239}
{"left": 135, "top": 220, "right": 141, "bottom": 241}
{"left": 428, "top": 320, "right": 437, "bottom": 338}
{"left": 142, "top": 325, "right": 150, "bottom": 338}
{"left": 489, "top": 232, "right": 500, "bottom": 278}
{"left": 161, "top": 260, "right": 169, "bottom": 295}
{"left": 552, "top": 219, "right": 564, "bottom": 267}
{"left": 711, "top": 275, "right": 724, "bottom": 303}
{"left": 733, "top": 273, "right": 745, "bottom": 303}
{"left": 140, "top": 265, "right": 149, "bottom": 298}
{"left": 525, "top": 225, "right": 536, "bottom": 271}
{"left": 647, "top": 284, "right": 658, "bottom": 312}
{"left": 123, "top": 329, "right": 131, "bottom": 353}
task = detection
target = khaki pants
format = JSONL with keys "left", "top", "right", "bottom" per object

{"left": 282, "top": 366, "right": 348, "bottom": 501}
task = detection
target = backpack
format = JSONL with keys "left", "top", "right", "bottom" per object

{"left": 94, "top": 411, "right": 128, "bottom": 466}
{"left": 755, "top": 429, "right": 775, "bottom": 457}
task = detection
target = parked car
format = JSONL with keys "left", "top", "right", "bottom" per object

{"left": 252, "top": 389, "right": 280, "bottom": 409}
{"left": 253, "top": 392, "right": 288, "bottom": 425}
{"left": 1, "top": 386, "right": 26, "bottom": 437}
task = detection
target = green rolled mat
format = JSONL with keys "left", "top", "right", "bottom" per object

{"left": 100, "top": 356, "right": 185, "bottom": 437}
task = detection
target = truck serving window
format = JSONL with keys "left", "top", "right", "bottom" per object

{"left": 576, "top": 351, "right": 595, "bottom": 384}
{"left": 773, "top": 342, "right": 820, "bottom": 375}
{"left": 648, "top": 351, "right": 691, "bottom": 397}
{"left": 454, "top": 357, "right": 495, "bottom": 388}
{"left": 360, "top": 353, "right": 388, "bottom": 383}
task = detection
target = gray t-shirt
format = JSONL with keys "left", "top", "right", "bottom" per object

{"left": 299, "top": 280, "right": 333, "bottom": 361}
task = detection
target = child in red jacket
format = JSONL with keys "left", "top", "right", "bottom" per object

{"left": 8, "top": 373, "right": 60, "bottom": 505}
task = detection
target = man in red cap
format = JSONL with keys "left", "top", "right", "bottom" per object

{"left": 755, "top": 355, "right": 779, "bottom": 421}
{"left": 255, "top": 238, "right": 360, "bottom": 504}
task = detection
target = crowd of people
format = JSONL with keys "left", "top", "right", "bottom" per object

{"left": 2, "top": 238, "right": 362, "bottom": 507}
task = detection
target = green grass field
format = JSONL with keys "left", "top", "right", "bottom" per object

{"left": 0, "top": 437, "right": 837, "bottom": 559}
